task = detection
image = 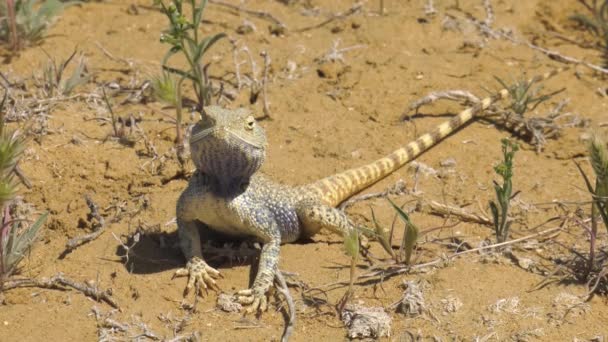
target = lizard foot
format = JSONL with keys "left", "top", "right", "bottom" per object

{"left": 237, "top": 287, "right": 269, "bottom": 313}
{"left": 173, "top": 256, "right": 221, "bottom": 295}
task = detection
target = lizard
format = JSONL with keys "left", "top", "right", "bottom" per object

{"left": 173, "top": 68, "right": 563, "bottom": 313}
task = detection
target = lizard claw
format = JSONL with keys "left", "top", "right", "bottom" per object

{"left": 173, "top": 256, "right": 221, "bottom": 295}
{"left": 237, "top": 288, "right": 268, "bottom": 313}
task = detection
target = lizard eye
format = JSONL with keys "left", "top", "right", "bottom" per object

{"left": 245, "top": 116, "right": 256, "bottom": 130}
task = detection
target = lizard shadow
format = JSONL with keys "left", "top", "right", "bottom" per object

{"left": 114, "top": 228, "right": 265, "bottom": 276}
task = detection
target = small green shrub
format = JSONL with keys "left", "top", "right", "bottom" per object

{"left": 0, "top": 93, "right": 47, "bottom": 281}
{"left": 155, "top": 0, "right": 226, "bottom": 110}
{"left": 154, "top": 0, "right": 226, "bottom": 148}
{"left": 569, "top": 0, "right": 608, "bottom": 65}
{"left": 40, "top": 50, "right": 89, "bottom": 97}
{"left": 387, "top": 198, "right": 418, "bottom": 265}
{"left": 489, "top": 138, "right": 519, "bottom": 243}
{"left": 0, "top": 0, "right": 71, "bottom": 51}
{"left": 494, "top": 76, "right": 561, "bottom": 117}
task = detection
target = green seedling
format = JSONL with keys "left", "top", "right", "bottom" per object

{"left": 0, "top": 92, "right": 47, "bottom": 282}
{"left": 337, "top": 228, "right": 359, "bottom": 313}
{"left": 575, "top": 134, "right": 608, "bottom": 276}
{"left": 387, "top": 198, "right": 418, "bottom": 265}
{"left": 150, "top": 71, "right": 185, "bottom": 146}
{"left": 370, "top": 207, "right": 395, "bottom": 259}
{"left": 41, "top": 50, "right": 89, "bottom": 97}
{"left": 155, "top": 0, "right": 226, "bottom": 149}
{"left": 494, "top": 76, "right": 563, "bottom": 117}
{"left": 156, "top": 0, "right": 226, "bottom": 110}
{"left": 0, "top": 0, "right": 71, "bottom": 51}
{"left": 489, "top": 138, "right": 519, "bottom": 243}
{"left": 569, "top": 0, "right": 608, "bottom": 64}
{"left": 151, "top": 71, "right": 179, "bottom": 106}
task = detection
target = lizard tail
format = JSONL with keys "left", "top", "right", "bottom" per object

{"left": 306, "top": 68, "right": 565, "bottom": 207}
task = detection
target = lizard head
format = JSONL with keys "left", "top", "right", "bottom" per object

{"left": 190, "top": 106, "right": 267, "bottom": 188}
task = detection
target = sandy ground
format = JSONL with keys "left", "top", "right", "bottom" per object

{"left": 1, "top": 0, "right": 608, "bottom": 340}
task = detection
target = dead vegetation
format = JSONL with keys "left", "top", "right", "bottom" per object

{"left": 0, "top": 0, "right": 607, "bottom": 340}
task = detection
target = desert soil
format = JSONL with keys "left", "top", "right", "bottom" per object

{"left": 1, "top": 0, "right": 608, "bottom": 341}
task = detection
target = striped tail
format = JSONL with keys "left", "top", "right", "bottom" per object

{"left": 306, "top": 68, "right": 565, "bottom": 207}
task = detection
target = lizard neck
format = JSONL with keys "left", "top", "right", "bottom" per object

{"left": 198, "top": 170, "right": 252, "bottom": 197}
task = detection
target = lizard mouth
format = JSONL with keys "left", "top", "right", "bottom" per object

{"left": 190, "top": 127, "right": 264, "bottom": 150}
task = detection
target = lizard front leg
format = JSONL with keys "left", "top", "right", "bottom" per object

{"left": 237, "top": 234, "right": 281, "bottom": 313}
{"left": 173, "top": 218, "right": 221, "bottom": 295}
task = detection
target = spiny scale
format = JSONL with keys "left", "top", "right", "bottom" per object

{"left": 306, "top": 68, "right": 565, "bottom": 207}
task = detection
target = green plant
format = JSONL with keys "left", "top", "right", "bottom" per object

{"left": 151, "top": 71, "right": 179, "bottom": 106}
{"left": 150, "top": 71, "right": 184, "bottom": 145}
{"left": 0, "top": 92, "right": 47, "bottom": 282}
{"left": 340, "top": 228, "right": 359, "bottom": 309}
{"left": 0, "top": 0, "right": 71, "bottom": 51}
{"left": 569, "top": 0, "right": 608, "bottom": 65}
{"left": 387, "top": 198, "right": 418, "bottom": 265}
{"left": 154, "top": 0, "right": 226, "bottom": 149}
{"left": 493, "top": 76, "right": 562, "bottom": 117}
{"left": 489, "top": 138, "right": 519, "bottom": 243}
{"left": 156, "top": 0, "right": 226, "bottom": 111}
{"left": 575, "top": 133, "right": 608, "bottom": 276}
{"left": 41, "top": 50, "right": 89, "bottom": 97}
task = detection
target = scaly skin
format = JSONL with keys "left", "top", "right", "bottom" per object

{"left": 174, "top": 69, "right": 563, "bottom": 313}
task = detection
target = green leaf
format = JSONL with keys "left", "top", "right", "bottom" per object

{"left": 151, "top": 71, "right": 178, "bottom": 105}
{"left": 370, "top": 207, "right": 395, "bottom": 258}
{"left": 192, "top": 0, "right": 208, "bottom": 30}
{"left": 387, "top": 198, "right": 418, "bottom": 264}
{"left": 574, "top": 160, "right": 596, "bottom": 194}
{"left": 162, "top": 64, "right": 196, "bottom": 82}
{"left": 198, "top": 32, "right": 226, "bottom": 57}
{"left": 3, "top": 212, "right": 48, "bottom": 273}
{"left": 343, "top": 229, "right": 359, "bottom": 258}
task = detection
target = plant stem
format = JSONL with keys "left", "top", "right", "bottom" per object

{"left": 175, "top": 77, "right": 185, "bottom": 146}
{"left": 6, "top": 0, "right": 19, "bottom": 51}
{"left": 588, "top": 202, "right": 598, "bottom": 277}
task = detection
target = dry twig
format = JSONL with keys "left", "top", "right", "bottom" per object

{"left": 309, "top": 225, "right": 564, "bottom": 293}
{"left": 275, "top": 270, "right": 296, "bottom": 342}
{"left": 2, "top": 273, "right": 119, "bottom": 308}
{"left": 209, "top": 0, "right": 286, "bottom": 29}
{"left": 260, "top": 51, "right": 272, "bottom": 120}
{"left": 66, "top": 195, "right": 106, "bottom": 251}
{"left": 417, "top": 197, "right": 493, "bottom": 225}
{"left": 296, "top": 3, "right": 363, "bottom": 32}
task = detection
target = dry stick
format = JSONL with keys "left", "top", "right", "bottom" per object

{"left": 295, "top": 3, "right": 363, "bottom": 32}
{"left": 309, "top": 225, "right": 563, "bottom": 292}
{"left": 14, "top": 164, "right": 32, "bottom": 189}
{"left": 208, "top": 0, "right": 285, "bottom": 28}
{"left": 260, "top": 51, "right": 272, "bottom": 120}
{"left": 424, "top": 0, "right": 437, "bottom": 16}
{"left": 66, "top": 195, "right": 106, "bottom": 251}
{"left": 275, "top": 271, "right": 296, "bottom": 342}
{"left": 94, "top": 42, "right": 134, "bottom": 67}
{"left": 2, "top": 273, "right": 119, "bottom": 309}
{"left": 339, "top": 180, "right": 407, "bottom": 210}
{"left": 482, "top": 0, "right": 494, "bottom": 27}
{"left": 417, "top": 197, "right": 493, "bottom": 225}
{"left": 406, "top": 90, "right": 480, "bottom": 117}
{"left": 462, "top": 7, "right": 608, "bottom": 75}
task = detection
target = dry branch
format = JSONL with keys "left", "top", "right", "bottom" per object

{"left": 275, "top": 270, "right": 296, "bottom": 342}
{"left": 2, "top": 273, "right": 119, "bottom": 308}
{"left": 209, "top": 0, "right": 285, "bottom": 28}
{"left": 66, "top": 195, "right": 106, "bottom": 251}
{"left": 417, "top": 198, "right": 493, "bottom": 225}
{"left": 295, "top": 3, "right": 363, "bottom": 32}
{"left": 309, "top": 225, "right": 564, "bottom": 293}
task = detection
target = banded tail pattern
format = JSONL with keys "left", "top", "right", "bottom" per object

{"left": 307, "top": 68, "right": 566, "bottom": 207}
